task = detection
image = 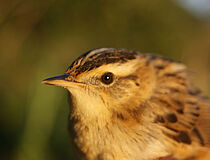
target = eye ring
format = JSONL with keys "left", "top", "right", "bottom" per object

{"left": 101, "top": 72, "right": 114, "bottom": 85}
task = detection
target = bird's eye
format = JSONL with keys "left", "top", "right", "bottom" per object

{"left": 101, "top": 72, "right": 114, "bottom": 85}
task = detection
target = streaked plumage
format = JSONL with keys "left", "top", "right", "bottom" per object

{"left": 43, "top": 48, "right": 210, "bottom": 160}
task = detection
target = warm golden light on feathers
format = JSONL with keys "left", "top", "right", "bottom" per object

{"left": 43, "top": 48, "right": 210, "bottom": 160}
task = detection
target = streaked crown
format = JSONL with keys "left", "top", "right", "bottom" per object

{"left": 66, "top": 48, "right": 138, "bottom": 76}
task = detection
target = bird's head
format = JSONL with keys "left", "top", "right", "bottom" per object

{"left": 42, "top": 48, "right": 156, "bottom": 120}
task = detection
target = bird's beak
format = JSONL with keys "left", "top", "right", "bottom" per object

{"left": 42, "top": 74, "right": 70, "bottom": 87}
{"left": 42, "top": 74, "right": 84, "bottom": 88}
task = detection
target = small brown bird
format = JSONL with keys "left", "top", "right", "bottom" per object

{"left": 42, "top": 48, "right": 210, "bottom": 160}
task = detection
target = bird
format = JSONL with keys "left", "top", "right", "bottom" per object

{"left": 42, "top": 48, "right": 210, "bottom": 160}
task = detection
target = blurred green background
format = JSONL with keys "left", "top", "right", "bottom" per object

{"left": 0, "top": 0, "right": 210, "bottom": 160}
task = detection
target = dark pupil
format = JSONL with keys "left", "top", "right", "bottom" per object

{"left": 101, "top": 72, "right": 114, "bottom": 84}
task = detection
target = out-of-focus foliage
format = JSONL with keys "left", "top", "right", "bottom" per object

{"left": 0, "top": 0, "right": 209, "bottom": 160}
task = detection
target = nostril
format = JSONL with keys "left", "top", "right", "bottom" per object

{"left": 65, "top": 75, "right": 76, "bottom": 81}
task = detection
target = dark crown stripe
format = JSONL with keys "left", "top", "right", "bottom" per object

{"left": 67, "top": 48, "right": 138, "bottom": 75}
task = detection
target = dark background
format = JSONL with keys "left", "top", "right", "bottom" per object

{"left": 0, "top": 0, "right": 210, "bottom": 160}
